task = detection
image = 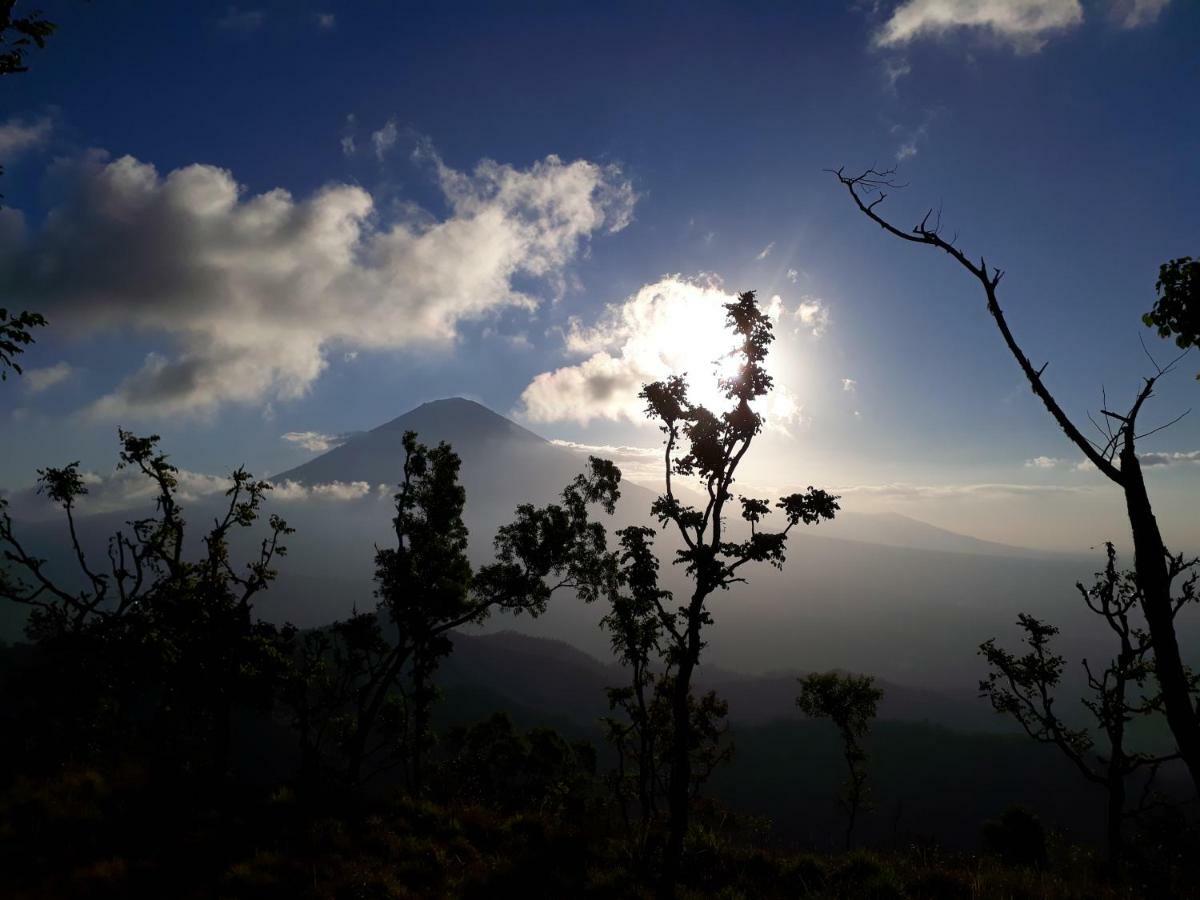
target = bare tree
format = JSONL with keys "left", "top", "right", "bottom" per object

{"left": 640, "top": 290, "right": 839, "bottom": 894}
{"left": 832, "top": 167, "right": 1200, "bottom": 794}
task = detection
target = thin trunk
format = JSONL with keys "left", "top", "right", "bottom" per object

{"left": 661, "top": 603, "right": 702, "bottom": 898}
{"left": 1122, "top": 456, "right": 1200, "bottom": 792}
{"left": 411, "top": 661, "right": 430, "bottom": 794}
{"left": 346, "top": 645, "right": 409, "bottom": 786}
{"left": 634, "top": 661, "right": 652, "bottom": 835}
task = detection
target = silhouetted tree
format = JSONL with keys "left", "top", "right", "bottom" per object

{"left": 639, "top": 290, "right": 839, "bottom": 893}
{"left": 436, "top": 712, "right": 598, "bottom": 818}
{"left": 601, "top": 525, "right": 739, "bottom": 871}
{"left": 0, "top": 431, "right": 294, "bottom": 774}
{"left": 797, "top": 671, "right": 883, "bottom": 849}
{"left": 0, "top": 3, "right": 57, "bottom": 377}
{"left": 601, "top": 525, "right": 667, "bottom": 845}
{"left": 1144, "top": 256, "right": 1198, "bottom": 379}
{"left": 0, "top": 2, "right": 55, "bottom": 76}
{"left": 312, "top": 430, "right": 621, "bottom": 788}
{"left": 833, "top": 167, "right": 1200, "bottom": 796}
{"left": 0, "top": 308, "right": 45, "bottom": 380}
{"left": 979, "top": 544, "right": 1193, "bottom": 864}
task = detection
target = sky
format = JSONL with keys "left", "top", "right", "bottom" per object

{"left": 0, "top": 0, "right": 1197, "bottom": 552}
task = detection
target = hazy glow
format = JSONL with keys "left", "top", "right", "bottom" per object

{"left": 521, "top": 276, "right": 804, "bottom": 431}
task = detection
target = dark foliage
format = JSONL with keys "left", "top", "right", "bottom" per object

{"left": 1143, "top": 256, "right": 1199, "bottom": 377}
{"left": 798, "top": 671, "right": 883, "bottom": 849}
{"left": 0, "top": 307, "right": 46, "bottom": 380}
{"left": 0, "top": 432, "right": 295, "bottom": 777}
{"left": 630, "top": 289, "right": 838, "bottom": 893}
{"left": 979, "top": 544, "right": 1195, "bottom": 864}
{"left": 285, "top": 430, "right": 621, "bottom": 790}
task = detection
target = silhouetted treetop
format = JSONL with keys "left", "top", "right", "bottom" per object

{"left": 0, "top": 1, "right": 55, "bottom": 76}
{"left": 0, "top": 308, "right": 46, "bottom": 380}
{"left": 1144, "top": 256, "right": 1198, "bottom": 378}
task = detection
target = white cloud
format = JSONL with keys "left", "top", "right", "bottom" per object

{"left": 316, "top": 12, "right": 336, "bottom": 29}
{"left": 794, "top": 296, "right": 830, "bottom": 337}
{"left": 23, "top": 361, "right": 72, "bottom": 393}
{"left": 281, "top": 430, "right": 355, "bottom": 453}
{"left": 267, "top": 479, "right": 380, "bottom": 502}
{"left": 1139, "top": 450, "right": 1200, "bottom": 467}
{"left": 519, "top": 275, "right": 802, "bottom": 429}
{"left": 1024, "top": 455, "right": 1064, "bottom": 469}
{"left": 755, "top": 241, "right": 775, "bottom": 260}
{"left": 883, "top": 56, "right": 911, "bottom": 91}
{"left": 1, "top": 465, "right": 233, "bottom": 519}
{"left": 875, "top": 0, "right": 1084, "bottom": 52}
{"left": 371, "top": 119, "right": 398, "bottom": 161}
{"left": 786, "top": 268, "right": 801, "bottom": 283}
{"left": 550, "top": 438, "right": 660, "bottom": 459}
{"left": 1111, "top": 0, "right": 1170, "bottom": 28}
{"left": 0, "top": 115, "right": 53, "bottom": 158}
{"left": 1, "top": 146, "right": 635, "bottom": 418}
{"left": 893, "top": 111, "right": 935, "bottom": 162}
{"left": 842, "top": 378, "right": 857, "bottom": 393}
{"left": 1023, "top": 451, "right": 1199, "bottom": 470}
{"left": 550, "top": 439, "right": 664, "bottom": 485}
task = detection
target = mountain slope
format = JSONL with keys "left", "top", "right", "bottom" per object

{"left": 274, "top": 397, "right": 657, "bottom": 516}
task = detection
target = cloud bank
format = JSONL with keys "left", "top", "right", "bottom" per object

{"left": 1, "top": 146, "right": 635, "bottom": 418}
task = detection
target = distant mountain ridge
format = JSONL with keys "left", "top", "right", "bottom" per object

{"left": 275, "top": 397, "right": 1053, "bottom": 560}
{"left": 273, "top": 397, "right": 657, "bottom": 517}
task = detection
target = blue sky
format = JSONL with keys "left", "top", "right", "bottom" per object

{"left": 1, "top": 0, "right": 1197, "bottom": 550}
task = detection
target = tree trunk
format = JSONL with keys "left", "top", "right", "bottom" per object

{"left": 661, "top": 604, "right": 703, "bottom": 898}
{"left": 1106, "top": 772, "right": 1125, "bottom": 868}
{"left": 1122, "top": 455, "right": 1200, "bottom": 792}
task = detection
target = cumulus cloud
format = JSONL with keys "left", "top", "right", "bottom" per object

{"left": 281, "top": 430, "right": 356, "bottom": 453}
{"left": 1110, "top": 0, "right": 1170, "bottom": 27}
{"left": 0, "top": 146, "right": 635, "bottom": 418}
{"left": 23, "top": 361, "right": 72, "bottom": 393}
{"left": 1024, "top": 455, "right": 1065, "bottom": 469}
{"left": 794, "top": 297, "right": 830, "bottom": 337}
{"left": 264, "top": 479, "right": 380, "bottom": 502}
{"left": 519, "top": 275, "right": 802, "bottom": 429}
{"left": 0, "top": 115, "right": 53, "bottom": 158}
{"left": 875, "top": 0, "right": 1084, "bottom": 52}
{"left": 842, "top": 378, "right": 857, "bottom": 393}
